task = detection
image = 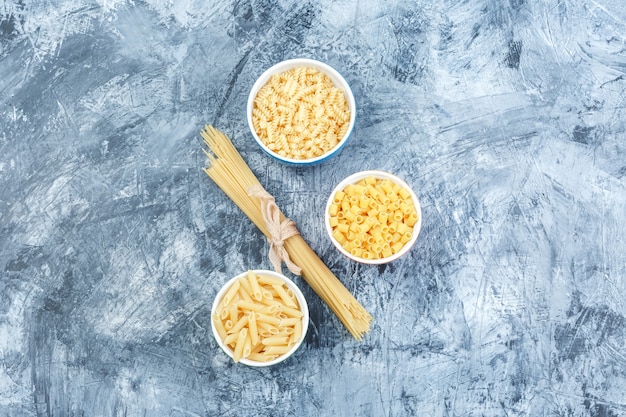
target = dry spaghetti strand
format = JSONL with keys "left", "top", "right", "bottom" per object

{"left": 201, "top": 125, "right": 372, "bottom": 340}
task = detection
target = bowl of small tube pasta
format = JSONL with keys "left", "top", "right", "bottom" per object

{"left": 325, "top": 170, "right": 422, "bottom": 264}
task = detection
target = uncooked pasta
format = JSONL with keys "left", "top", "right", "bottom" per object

{"left": 201, "top": 125, "right": 372, "bottom": 339}
{"left": 251, "top": 67, "right": 351, "bottom": 160}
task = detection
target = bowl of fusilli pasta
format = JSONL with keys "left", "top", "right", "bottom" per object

{"left": 247, "top": 58, "right": 356, "bottom": 165}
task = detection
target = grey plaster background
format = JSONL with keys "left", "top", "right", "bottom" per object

{"left": 1, "top": 0, "right": 626, "bottom": 416}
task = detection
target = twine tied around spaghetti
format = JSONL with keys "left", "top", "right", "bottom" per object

{"left": 247, "top": 186, "right": 302, "bottom": 275}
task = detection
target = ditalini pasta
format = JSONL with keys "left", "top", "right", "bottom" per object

{"left": 329, "top": 176, "right": 419, "bottom": 260}
{"left": 201, "top": 125, "right": 372, "bottom": 340}
{"left": 251, "top": 67, "right": 351, "bottom": 160}
{"left": 213, "top": 271, "right": 304, "bottom": 363}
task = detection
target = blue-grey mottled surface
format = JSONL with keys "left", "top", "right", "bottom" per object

{"left": 1, "top": 0, "right": 626, "bottom": 416}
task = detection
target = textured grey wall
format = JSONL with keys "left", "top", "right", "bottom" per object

{"left": 1, "top": 0, "right": 626, "bottom": 416}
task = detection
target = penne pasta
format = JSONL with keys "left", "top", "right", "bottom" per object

{"left": 229, "top": 304, "right": 238, "bottom": 325}
{"left": 223, "top": 332, "right": 238, "bottom": 346}
{"left": 247, "top": 352, "right": 278, "bottom": 362}
{"left": 255, "top": 320, "right": 278, "bottom": 333}
{"left": 233, "top": 328, "right": 248, "bottom": 362}
{"left": 258, "top": 304, "right": 281, "bottom": 316}
{"left": 279, "top": 317, "right": 301, "bottom": 326}
{"left": 261, "top": 289, "right": 273, "bottom": 301}
{"left": 239, "top": 275, "right": 253, "bottom": 295}
{"left": 280, "top": 305, "right": 304, "bottom": 318}
{"left": 264, "top": 345, "right": 292, "bottom": 355}
{"left": 247, "top": 270, "right": 263, "bottom": 301}
{"left": 243, "top": 334, "right": 252, "bottom": 359}
{"left": 272, "top": 284, "right": 297, "bottom": 309}
{"left": 238, "top": 285, "right": 252, "bottom": 302}
{"left": 259, "top": 329, "right": 273, "bottom": 338}
{"left": 257, "top": 274, "right": 285, "bottom": 286}
{"left": 293, "top": 320, "right": 302, "bottom": 344}
{"left": 248, "top": 311, "right": 259, "bottom": 346}
{"left": 237, "top": 300, "right": 264, "bottom": 312}
{"left": 222, "top": 280, "right": 240, "bottom": 307}
{"left": 227, "top": 314, "right": 249, "bottom": 335}
{"left": 212, "top": 314, "right": 227, "bottom": 341}
{"left": 261, "top": 336, "right": 290, "bottom": 346}
{"left": 212, "top": 270, "right": 308, "bottom": 364}
{"left": 257, "top": 313, "right": 282, "bottom": 327}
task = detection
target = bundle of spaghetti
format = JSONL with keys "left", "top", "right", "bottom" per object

{"left": 201, "top": 125, "right": 372, "bottom": 340}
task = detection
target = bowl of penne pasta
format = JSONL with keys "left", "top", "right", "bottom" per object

{"left": 247, "top": 58, "right": 356, "bottom": 166}
{"left": 325, "top": 170, "right": 422, "bottom": 264}
{"left": 211, "top": 269, "right": 309, "bottom": 366}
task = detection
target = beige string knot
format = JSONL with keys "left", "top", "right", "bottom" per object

{"left": 247, "top": 186, "right": 302, "bottom": 275}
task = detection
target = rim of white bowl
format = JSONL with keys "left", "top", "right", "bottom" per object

{"left": 246, "top": 58, "right": 356, "bottom": 165}
{"left": 210, "top": 269, "right": 309, "bottom": 367}
{"left": 325, "top": 170, "right": 423, "bottom": 265}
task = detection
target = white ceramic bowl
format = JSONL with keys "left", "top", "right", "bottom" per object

{"left": 210, "top": 269, "right": 309, "bottom": 367}
{"left": 325, "top": 170, "right": 423, "bottom": 264}
{"left": 247, "top": 58, "right": 356, "bottom": 166}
